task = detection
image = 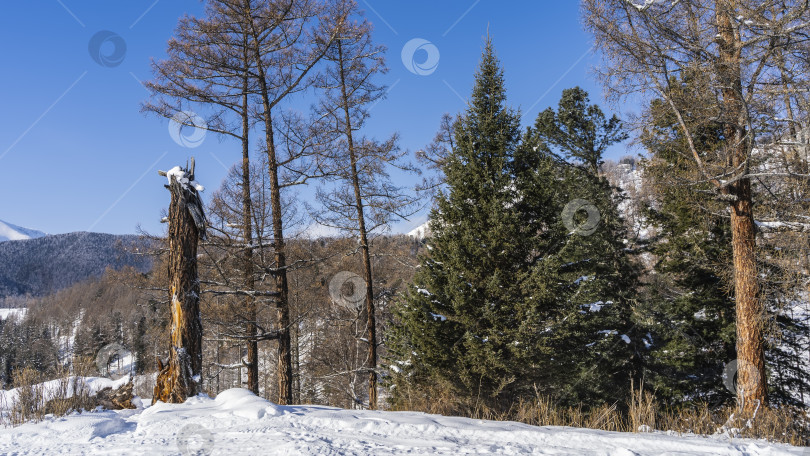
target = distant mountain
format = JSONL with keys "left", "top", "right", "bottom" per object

{"left": 0, "top": 232, "right": 153, "bottom": 298}
{"left": 407, "top": 221, "right": 431, "bottom": 240}
{"left": 0, "top": 220, "right": 47, "bottom": 242}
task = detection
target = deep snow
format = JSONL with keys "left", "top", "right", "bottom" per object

{"left": 0, "top": 387, "right": 806, "bottom": 455}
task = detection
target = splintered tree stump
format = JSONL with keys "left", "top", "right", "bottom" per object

{"left": 153, "top": 158, "right": 206, "bottom": 404}
{"left": 95, "top": 381, "right": 137, "bottom": 410}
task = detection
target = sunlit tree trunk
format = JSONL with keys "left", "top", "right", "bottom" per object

{"left": 153, "top": 160, "right": 206, "bottom": 404}
{"left": 716, "top": 0, "right": 767, "bottom": 413}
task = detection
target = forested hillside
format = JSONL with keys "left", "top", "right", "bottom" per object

{"left": 0, "top": 232, "right": 152, "bottom": 298}
{"left": 0, "top": 235, "right": 422, "bottom": 400}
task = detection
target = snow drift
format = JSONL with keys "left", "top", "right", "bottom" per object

{"left": 0, "top": 387, "right": 806, "bottom": 455}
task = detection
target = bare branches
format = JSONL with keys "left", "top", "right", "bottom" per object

{"left": 584, "top": 0, "right": 810, "bottom": 412}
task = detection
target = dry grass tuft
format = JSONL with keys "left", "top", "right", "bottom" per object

{"left": 1, "top": 359, "right": 99, "bottom": 428}
{"left": 390, "top": 383, "right": 810, "bottom": 446}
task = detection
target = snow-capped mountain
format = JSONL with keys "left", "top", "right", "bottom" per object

{"left": 0, "top": 220, "right": 47, "bottom": 242}
{"left": 407, "top": 220, "right": 431, "bottom": 240}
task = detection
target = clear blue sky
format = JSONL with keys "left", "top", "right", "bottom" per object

{"left": 0, "top": 1, "right": 631, "bottom": 236}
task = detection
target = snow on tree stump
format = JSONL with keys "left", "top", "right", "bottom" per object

{"left": 153, "top": 158, "right": 207, "bottom": 404}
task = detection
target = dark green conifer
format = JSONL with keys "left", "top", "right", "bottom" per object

{"left": 387, "top": 39, "right": 539, "bottom": 409}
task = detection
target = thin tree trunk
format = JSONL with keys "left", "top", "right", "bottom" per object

{"left": 293, "top": 306, "right": 301, "bottom": 404}
{"left": 254, "top": 59, "right": 293, "bottom": 405}
{"left": 243, "top": 3, "right": 292, "bottom": 403}
{"left": 153, "top": 161, "right": 205, "bottom": 404}
{"left": 244, "top": 0, "right": 337, "bottom": 405}
{"left": 336, "top": 40, "right": 378, "bottom": 409}
{"left": 240, "top": 50, "right": 259, "bottom": 393}
{"left": 216, "top": 332, "right": 221, "bottom": 394}
{"left": 717, "top": 0, "right": 767, "bottom": 413}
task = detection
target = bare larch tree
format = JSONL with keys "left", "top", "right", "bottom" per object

{"left": 245, "top": 0, "right": 348, "bottom": 405}
{"left": 311, "top": 11, "right": 418, "bottom": 409}
{"left": 583, "top": 0, "right": 810, "bottom": 414}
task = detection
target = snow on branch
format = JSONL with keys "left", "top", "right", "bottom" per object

{"left": 626, "top": 0, "right": 680, "bottom": 12}
{"left": 755, "top": 220, "right": 810, "bottom": 232}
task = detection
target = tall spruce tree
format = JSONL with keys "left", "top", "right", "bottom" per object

{"left": 524, "top": 88, "right": 642, "bottom": 406}
{"left": 387, "top": 40, "right": 541, "bottom": 410}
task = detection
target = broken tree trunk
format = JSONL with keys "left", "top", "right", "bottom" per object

{"left": 95, "top": 381, "right": 137, "bottom": 410}
{"left": 153, "top": 158, "right": 206, "bottom": 404}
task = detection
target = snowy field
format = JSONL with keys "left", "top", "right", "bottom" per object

{"left": 0, "top": 387, "right": 807, "bottom": 455}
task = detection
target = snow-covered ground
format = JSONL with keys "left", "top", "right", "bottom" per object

{"left": 0, "top": 376, "right": 131, "bottom": 410}
{"left": 0, "top": 387, "right": 805, "bottom": 455}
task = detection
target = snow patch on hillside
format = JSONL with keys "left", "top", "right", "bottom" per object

{"left": 0, "top": 308, "right": 26, "bottom": 321}
{"left": 408, "top": 220, "right": 431, "bottom": 240}
{"left": 0, "top": 220, "right": 47, "bottom": 243}
{"left": 0, "top": 387, "right": 805, "bottom": 455}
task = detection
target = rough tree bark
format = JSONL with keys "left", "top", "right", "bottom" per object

{"left": 153, "top": 159, "right": 206, "bottom": 404}
{"left": 716, "top": 0, "right": 767, "bottom": 413}
{"left": 142, "top": 0, "right": 263, "bottom": 395}
{"left": 336, "top": 39, "right": 378, "bottom": 410}
{"left": 239, "top": 18, "right": 260, "bottom": 395}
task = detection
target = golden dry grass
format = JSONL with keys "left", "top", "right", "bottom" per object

{"left": 390, "top": 383, "right": 809, "bottom": 446}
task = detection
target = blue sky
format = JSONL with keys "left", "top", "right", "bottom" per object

{"left": 0, "top": 1, "right": 632, "bottom": 236}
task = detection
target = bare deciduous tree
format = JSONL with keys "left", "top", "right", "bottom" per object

{"left": 310, "top": 11, "right": 418, "bottom": 409}
{"left": 583, "top": 0, "right": 810, "bottom": 414}
{"left": 245, "top": 0, "right": 350, "bottom": 405}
